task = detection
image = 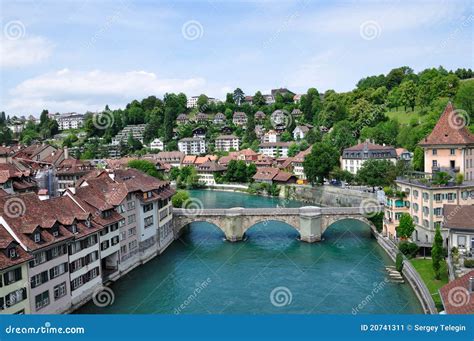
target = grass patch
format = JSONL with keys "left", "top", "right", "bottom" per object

{"left": 386, "top": 108, "right": 423, "bottom": 125}
{"left": 410, "top": 258, "right": 448, "bottom": 311}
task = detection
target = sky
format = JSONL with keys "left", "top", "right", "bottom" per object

{"left": 0, "top": 0, "right": 472, "bottom": 116}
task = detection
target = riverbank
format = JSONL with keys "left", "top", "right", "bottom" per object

{"left": 374, "top": 234, "right": 438, "bottom": 314}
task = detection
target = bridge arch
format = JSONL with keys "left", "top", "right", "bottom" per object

{"left": 242, "top": 218, "right": 301, "bottom": 238}
{"left": 321, "top": 216, "right": 376, "bottom": 235}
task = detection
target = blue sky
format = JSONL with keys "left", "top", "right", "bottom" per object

{"left": 1, "top": 0, "right": 472, "bottom": 116}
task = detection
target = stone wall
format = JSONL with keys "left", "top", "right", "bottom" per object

{"left": 284, "top": 185, "right": 377, "bottom": 207}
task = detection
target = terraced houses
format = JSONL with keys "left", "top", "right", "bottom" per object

{"left": 0, "top": 169, "right": 174, "bottom": 314}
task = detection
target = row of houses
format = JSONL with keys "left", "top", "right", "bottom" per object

{"left": 0, "top": 168, "right": 175, "bottom": 314}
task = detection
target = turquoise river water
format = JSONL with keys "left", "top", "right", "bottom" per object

{"left": 77, "top": 190, "right": 422, "bottom": 314}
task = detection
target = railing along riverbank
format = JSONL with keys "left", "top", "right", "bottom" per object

{"left": 375, "top": 233, "right": 438, "bottom": 315}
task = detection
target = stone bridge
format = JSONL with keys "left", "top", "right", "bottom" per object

{"left": 173, "top": 206, "right": 382, "bottom": 242}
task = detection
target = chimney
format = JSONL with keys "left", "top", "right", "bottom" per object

{"left": 470, "top": 276, "right": 474, "bottom": 293}
{"left": 64, "top": 147, "right": 69, "bottom": 160}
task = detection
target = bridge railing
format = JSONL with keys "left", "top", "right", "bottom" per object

{"left": 172, "top": 205, "right": 383, "bottom": 216}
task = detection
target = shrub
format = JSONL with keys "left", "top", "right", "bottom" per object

{"left": 464, "top": 259, "right": 474, "bottom": 268}
{"left": 396, "top": 252, "right": 404, "bottom": 272}
{"left": 367, "top": 212, "right": 383, "bottom": 233}
{"left": 172, "top": 190, "right": 190, "bottom": 208}
{"left": 398, "top": 241, "right": 419, "bottom": 259}
{"left": 455, "top": 173, "right": 464, "bottom": 185}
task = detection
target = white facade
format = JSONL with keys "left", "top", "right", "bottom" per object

{"left": 262, "top": 131, "right": 280, "bottom": 143}
{"left": 178, "top": 138, "right": 206, "bottom": 155}
{"left": 215, "top": 136, "right": 240, "bottom": 152}
{"left": 149, "top": 138, "right": 164, "bottom": 151}
{"left": 57, "top": 114, "right": 85, "bottom": 131}
{"left": 259, "top": 143, "right": 290, "bottom": 158}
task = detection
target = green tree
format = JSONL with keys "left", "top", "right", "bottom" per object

{"left": 128, "top": 159, "right": 162, "bottom": 179}
{"left": 288, "top": 143, "right": 299, "bottom": 157}
{"left": 233, "top": 88, "right": 245, "bottom": 106}
{"left": 431, "top": 226, "right": 443, "bottom": 280}
{"left": 356, "top": 159, "right": 397, "bottom": 189}
{"left": 197, "top": 94, "right": 209, "bottom": 110}
{"left": 303, "top": 142, "right": 339, "bottom": 184}
{"left": 396, "top": 213, "right": 415, "bottom": 239}
{"left": 412, "top": 146, "right": 424, "bottom": 171}
{"left": 253, "top": 91, "right": 266, "bottom": 106}
{"left": 399, "top": 80, "right": 417, "bottom": 111}
{"left": 455, "top": 80, "right": 474, "bottom": 118}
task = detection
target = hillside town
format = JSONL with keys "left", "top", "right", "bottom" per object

{"left": 0, "top": 98, "right": 473, "bottom": 314}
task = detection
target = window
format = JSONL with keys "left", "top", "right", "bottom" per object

{"left": 413, "top": 203, "right": 419, "bottom": 212}
{"left": 423, "top": 192, "right": 429, "bottom": 201}
{"left": 30, "top": 271, "right": 48, "bottom": 288}
{"left": 457, "top": 235, "right": 466, "bottom": 248}
{"left": 6, "top": 288, "right": 27, "bottom": 307}
{"left": 116, "top": 205, "right": 125, "bottom": 213}
{"left": 100, "top": 240, "right": 110, "bottom": 251}
{"left": 50, "top": 263, "right": 68, "bottom": 279}
{"left": 111, "top": 236, "right": 119, "bottom": 246}
{"left": 33, "top": 232, "right": 41, "bottom": 243}
{"left": 450, "top": 148, "right": 456, "bottom": 155}
{"left": 35, "top": 291, "right": 50, "bottom": 310}
{"left": 110, "top": 224, "right": 119, "bottom": 232}
{"left": 71, "top": 224, "right": 77, "bottom": 234}
{"left": 413, "top": 190, "right": 419, "bottom": 198}
{"left": 432, "top": 149, "right": 437, "bottom": 155}
{"left": 121, "top": 245, "right": 127, "bottom": 254}
{"left": 3, "top": 268, "right": 22, "bottom": 286}
{"left": 447, "top": 193, "right": 456, "bottom": 201}
{"left": 423, "top": 219, "right": 429, "bottom": 228}
{"left": 8, "top": 248, "right": 17, "bottom": 259}
{"left": 120, "top": 231, "right": 126, "bottom": 241}
{"left": 432, "top": 160, "right": 438, "bottom": 167}
{"left": 128, "top": 214, "right": 136, "bottom": 224}
{"left": 434, "top": 208, "right": 443, "bottom": 216}
{"left": 85, "top": 218, "right": 91, "bottom": 228}
{"left": 119, "top": 219, "right": 125, "bottom": 227}
{"left": 53, "top": 282, "right": 67, "bottom": 300}
{"left": 128, "top": 227, "right": 136, "bottom": 236}
{"left": 423, "top": 206, "right": 429, "bottom": 215}
{"left": 127, "top": 201, "right": 135, "bottom": 210}
{"left": 144, "top": 216, "right": 154, "bottom": 228}
{"left": 31, "top": 252, "right": 46, "bottom": 267}
{"left": 129, "top": 240, "right": 138, "bottom": 250}
{"left": 143, "top": 203, "right": 153, "bottom": 213}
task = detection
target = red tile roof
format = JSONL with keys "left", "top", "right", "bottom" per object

{"left": 419, "top": 102, "right": 474, "bottom": 146}
{"left": 439, "top": 271, "right": 474, "bottom": 314}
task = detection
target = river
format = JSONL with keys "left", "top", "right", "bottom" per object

{"left": 77, "top": 189, "right": 422, "bottom": 314}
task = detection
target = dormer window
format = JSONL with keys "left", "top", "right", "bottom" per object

{"left": 52, "top": 229, "right": 59, "bottom": 237}
{"left": 33, "top": 232, "right": 41, "bottom": 243}
{"left": 85, "top": 219, "right": 91, "bottom": 228}
{"left": 71, "top": 224, "right": 78, "bottom": 234}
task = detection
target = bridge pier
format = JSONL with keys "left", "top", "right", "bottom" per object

{"left": 298, "top": 207, "right": 322, "bottom": 243}
{"left": 221, "top": 209, "right": 245, "bottom": 242}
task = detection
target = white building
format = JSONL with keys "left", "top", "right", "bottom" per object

{"left": 149, "top": 138, "right": 164, "bottom": 151}
{"left": 232, "top": 112, "right": 248, "bottom": 126}
{"left": 56, "top": 113, "right": 85, "bottom": 131}
{"left": 187, "top": 96, "right": 219, "bottom": 108}
{"left": 341, "top": 140, "right": 397, "bottom": 174}
{"left": 178, "top": 137, "right": 207, "bottom": 155}
{"left": 261, "top": 130, "right": 280, "bottom": 143}
{"left": 111, "top": 124, "right": 147, "bottom": 146}
{"left": 293, "top": 125, "right": 312, "bottom": 140}
{"left": 215, "top": 135, "right": 240, "bottom": 152}
{"left": 259, "top": 142, "right": 291, "bottom": 158}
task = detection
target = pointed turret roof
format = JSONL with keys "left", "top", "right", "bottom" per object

{"left": 419, "top": 102, "right": 474, "bottom": 146}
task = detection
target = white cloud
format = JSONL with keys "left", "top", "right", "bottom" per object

{"left": 0, "top": 36, "right": 54, "bottom": 68}
{"left": 5, "top": 69, "right": 211, "bottom": 114}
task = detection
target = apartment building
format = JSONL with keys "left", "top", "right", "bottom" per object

{"left": 0, "top": 226, "right": 31, "bottom": 314}
{"left": 111, "top": 124, "right": 147, "bottom": 146}
{"left": 259, "top": 142, "right": 291, "bottom": 158}
{"left": 56, "top": 113, "right": 85, "bottom": 131}
{"left": 342, "top": 140, "right": 397, "bottom": 175}
{"left": 383, "top": 103, "right": 474, "bottom": 248}
{"left": 149, "top": 138, "right": 164, "bottom": 151}
{"left": 154, "top": 151, "right": 184, "bottom": 168}
{"left": 178, "top": 138, "right": 206, "bottom": 155}
{"left": 261, "top": 130, "right": 280, "bottom": 143}
{"left": 196, "top": 161, "right": 226, "bottom": 185}
{"left": 215, "top": 135, "right": 240, "bottom": 152}
{"left": 232, "top": 112, "right": 248, "bottom": 126}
